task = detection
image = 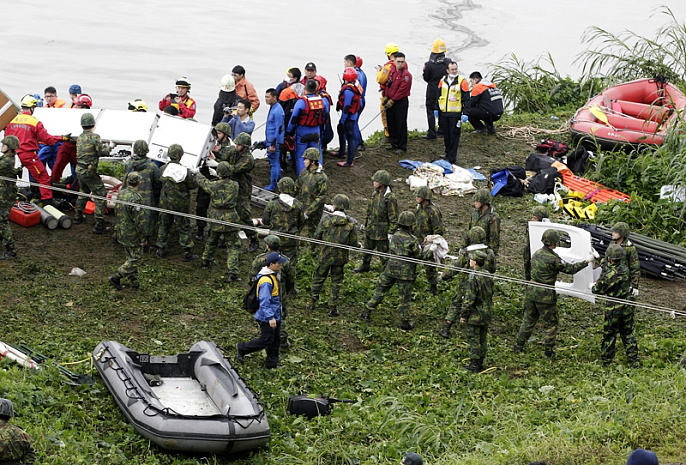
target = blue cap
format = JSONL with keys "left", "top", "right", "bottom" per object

{"left": 69, "top": 84, "right": 82, "bottom": 95}
{"left": 266, "top": 252, "right": 288, "bottom": 265}
{"left": 626, "top": 449, "right": 659, "bottom": 465}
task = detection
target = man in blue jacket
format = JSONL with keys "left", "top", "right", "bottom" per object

{"left": 236, "top": 252, "right": 288, "bottom": 369}
{"left": 259, "top": 89, "right": 285, "bottom": 191}
{"left": 287, "top": 79, "right": 330, "bottom": 174}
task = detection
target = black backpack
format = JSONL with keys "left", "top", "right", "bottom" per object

{"left": 243, "top": 275, "right": 275, "bottom": 313}
{"left": 566, "top": 146, "right": 590, "bottom": 175}
{"left": 526, "top": 167, "right": 562, "bottom": 194}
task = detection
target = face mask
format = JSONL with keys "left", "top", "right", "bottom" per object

{"left": 449, "top": 73, "right": 458, "bottom": 79}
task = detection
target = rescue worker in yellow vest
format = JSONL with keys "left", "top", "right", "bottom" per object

{"left": 376, "top": 42, "right": 398, "bottom": 139}
{"left": 437, "top": 61, "right": 470, "bottom": 164}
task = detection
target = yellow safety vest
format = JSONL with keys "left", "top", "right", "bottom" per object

{"left": 437, "top": 76, "right": 465, "bottom": 113}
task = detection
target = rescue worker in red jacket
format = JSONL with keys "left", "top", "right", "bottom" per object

{"left": 335, "top": 67, "right": 363, "bottom": 168}
{"left": 4, "top": 95, "right": 65, "bottom": 203}
{"left": 50, "top": 94, "right": 94, "bottom": 184}
{"left": 286, "top": 79, "right": 330, "bottom": 174}
{"left": 376, "top": 43, "right": 398, "bottom": 138}
{"left": 468, "top": 71, "right": 504, "bottom": 134}
{"left": 158, "top": 77, "right": 197, "bottom": 119}
{"left": 383, "top": 52, "right": 412, "bottom": 153}
{"left": 437, "top": 61, "right": 470, "bottom": 163}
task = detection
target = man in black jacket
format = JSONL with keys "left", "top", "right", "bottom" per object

{"left": 422, "top": 39, "right": 449, "bottom": 140}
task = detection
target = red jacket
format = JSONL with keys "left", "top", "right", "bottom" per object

{"left": 385, "top": 67, "right": 412, "bottom": 101}
{"left": 300, "top": 75, "right": 328, "bottom": 93}
{"left": 4, "top": 111, "right": 61, "bottom": 156}
{"left": 235, "top": 77, "right": 261, "bottom": 112}
{"left": 158, "top": 95, "right": 197, "bottom": 119}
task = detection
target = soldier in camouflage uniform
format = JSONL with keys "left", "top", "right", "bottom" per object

{"left": 0, "top": 398, "right": 35, "bottom": 465}
{"left": 73, "top": 112, "right": 111, "bottom": 234}
{"left": 456, "top": 250, "right": 494, "bottom": 373}
{"left": 604, "top": 222, "right": 640, "bottom": 296}
{"left": 221, "top": 132, "right": 259, "bottom": 252}
{"left": 461, "top": 188, "right": 500, "bottom": 254}
{"left": 295, "top": 147, "right": 329, "bottom": 239}
{"left": 593, "top": 243, "right": 638, "bottom": 367}
{"left": 439, "top": 226, "right": 495, "bottom": 338}
{"left": 262, "top": 176, "right": 305, "bottom": 273}
{"left": 196, "top": 122, "right": 231, "bottom": 240}
{"left": 109, "top": 172, "right": 147, "bottom": 291}
{"left": 155, "top": 144, "right": 199, "bottom": 261}
{"left": 414, "top": 185, "right": 444, "bottom": 295}
{"left": 308, "top": 194, "right": 359, "bottom": 317}
{"left": 524, "top": 205, "right": 549, "bottom": 280}
{"left": 514, "top": 229, "right": 590, "bottom": 357}
{"left": 123, "top": 140, "right": 160, "bottom": 246}
{"left": 196, "top": 161, "right": 241, "bottom": 282}
{"left": 360, "top": 210, "right": 420, "bottom": 330}
{"left": 0, "top": 136, "right": 22, "bottom": 260}
{"left": 354, "top": 169, "right": 399, "bottom": 273}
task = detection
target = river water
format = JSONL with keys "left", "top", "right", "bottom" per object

{"left": 2, "top": 0, "right": 684, "bottom": 140}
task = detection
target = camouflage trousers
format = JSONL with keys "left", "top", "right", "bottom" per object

{"left": 366, "top": 272, "right": 414, "bottom": 321}
{"left": 361, "top": 237, "right": 389, "bottom": 267}
{"left": 0, "top": 210, "right": 14, "bottom": 248}
{"left": 116, "top": 245, "right": 142, "bottom": 282}
{"left": 75, "top": 169, "right": 107, "bottom": 221}
{"left": 156, "top": 211, "right": 194, "bottom": 249}
{"left": 516, "top": 298, "right": 558, "bottom": 350}
{"left": 203, "top": 230, "right": 240, "bottom": 275}
{"left": 311, "top": 263, "right": 344, "bottom": 305}
{"left": 424, "top": 262, "right": 439, "bottom": 286}
{"left": 465, "top": 323, "right": 488, "bottom": 362}
{"left": 602, "top": 306, "right": 638, "bottom": 364}
{"left": 236, "top": 198, "right": 256, "bottom": 241}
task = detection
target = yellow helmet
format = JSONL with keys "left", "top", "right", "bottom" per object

{"left": 20, "top": 94, "right": 39, "bottom": 108}
{"left": 385, "top": 42, "right": 399, "bottom": 57}
{"left": 128, "top": 99, "right": 148, "bottom": 112}
{"left": 431, "top": 38, "right": 446, "bottom": 53}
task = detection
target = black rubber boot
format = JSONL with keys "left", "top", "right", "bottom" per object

{"left": 0, "top": 248, "right": 17, "bottom": 260}
{"left": 92, "top": 222, "right": 111, "bottom": 235}
{"left": 182, "top": 248, "right": 199, "bottom": 262}
{"left": 108, "top": 275, "right": 123, "bottom": 291}
{"left": 438, "top": 322, "right": 452, "bottom": 339}
{"left": 155, "top": 248, "right": 167, "bottom": 259}
{"left": 358, "top": 307, "right": 372, "bottom": 321}
{"left": 195, "top": 228, "right": 204, "bottom": 242}
{"left": 226, "top": 274, "right": 242, "bottom": 282}
{"left": 328, "top": 306, "right": 340, "bottom": 317}
{"left": 462, "top": 360, "right": 482, "bottom": 373}
{"left": 544, "top": 348, "right": 556, "bottom": 359}
{"left": 73, "top": 212, "right": 85, "bottom": 224}
{"left": 400, "top": 320, "right": 415, "bottom": 331}
{"left": 512, "top": 343, "right": 524, "bottom": 353}
{"left": 353, "top": 263, "right": 371, "bottom": 273}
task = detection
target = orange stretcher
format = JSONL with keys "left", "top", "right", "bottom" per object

{"left": 561, "top": 172, "right": 631, "bottom": 204}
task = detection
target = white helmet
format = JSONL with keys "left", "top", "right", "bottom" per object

{"left": 220, "top": 74, "right": 235, "bottom": 92}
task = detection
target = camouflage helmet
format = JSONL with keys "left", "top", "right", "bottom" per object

{"left": 1, "top": 135, "right": 20, "bottom": 151}
{"left": 302, "top": 147, "right": 321, "bottom": 161}
{"left": 532, "top": 205, "right": 549, "bottom": 220}
{"left": 216, "top": 161, "right": 231, "bottom": 178}
{"left": 215, "top": 122, "right": 231, "bottom": 137}
{"left": 467, "top": 226, "right": 486, "bottom": 245}
{"left": 127, "top": 171, "right": 141, "bottom": 186}
{"left": 470, "top": 249, "right": 488, "bottom": 266}
{"left": 473, "top": 188, "right": 492, "bottom": 205}
{"left": 133, "top": 139, "right": 149, "bottom": 156}
{"left": 415, "top": 185, "right": 432, "bottom": 200}
{"left": 167, "top": 144, "right": 184, "bottom": 161}
{"left": 612, "top": 221, "right": 630, "bottom": 238}
{"left": 80, "top": 112, "right": 96, "bottom": 127}
{"left": 277, "top": 176, "right": 296, "bottom": 195}
{"left": 398, "top": 210, "right": 415, "bottom": 227}
{"left": 372, "top": 169, "right": 391, "bottom": 185}
{"left": 0, "top": 398, "right": 14, "bottom": 418}
{"left": 541, "top": 228, "right": 561, "bottom": 246}
{"left": 332, "top": 194, "right": 350, "bottom": 211}
{"left": 264, "top": 235, "right": 281, "bottom": 249}
{"left": 234, "top": 132, "right": 251, "bottom": 147}
{"left": 606, "top": 243, "right": 625, "bottom": 261}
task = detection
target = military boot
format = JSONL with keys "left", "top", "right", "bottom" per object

{"left": 182, "top": 248, "right": 199, "bottom": 262}
{"left": 0, "top": 247, "right": 17, "bottom": 260}
{"left": 73, "top": 211, "right": 85, "bottom": 224}
{"left": 359, "top": 307, "right": 372, "bottom": 321}
{"left": 544, "top": 347, "right": 556, "bottom": 359}
{"left": 129, "top": 279, "right": 140, "bottom": 291}
{"left": 328, "top": 305, "right": 340, "bottom": 317}
{"left": 195, "top": 228, "right": 205, "bottom": 242}
{"left": 201, "top": 259, "right": 212, "bottom": 268}
{"left": 92, "top": 221, "right": 111, "bottom": 235}
{"left": 353, "top": 262, "right": 371, "bottom": 273}
{"left": 512, "top": 343, "right": 524, "bottom": 353}
{"left": 438, "top": 322, "right": 453, "bottom": 339}
{"left": 108, "top": 275, "right": 123, "bottom": 291}
{"left": 155, "top": 248, "right": 167, "bottom": 259}
{"left": 400, "top": 320, "right": 415, "bottom": 331}
{"left": 226, "top": 274, "right": 242, "bottom": 283}
{"left": 462, "top": 360, "right": 482, "bottom": 373}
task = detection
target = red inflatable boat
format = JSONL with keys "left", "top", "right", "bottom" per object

{"left": 570, "top": 77, "right": 686, "bottom": 150}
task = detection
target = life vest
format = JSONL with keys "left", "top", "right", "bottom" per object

{"left": 299, "top": 95, "right": 325, "bottom": 127}
{"left": 336, "top": 83, "right": 362, "bottom": 115}
{"left": 438, "top": 75, "right": 466, "bottom": 113}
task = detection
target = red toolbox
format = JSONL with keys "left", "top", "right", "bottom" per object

{"left": 9, "top": 202, "right": 41, "bottom": 227}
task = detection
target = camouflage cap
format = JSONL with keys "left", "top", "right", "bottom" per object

{"left": 332, "top": 194, "right": 350, "bottom": 210}
{"left": 467, "top": 226, "right": 486, "bottom": 245}
{"left": 127, "top": 171, "right": 141, "bottom": 186}
{"left": 612, "top": 221, "right": 630, "bottom": 238}
{"left": 264, "top": 235, "right": 281, "bottom": 249}
{"left": 606, "top": 243, "right": 624, "bottom": 261}
{"left": 372, "top": 169, "right": 391, "bottom": 185}
{"left": 470, "top": 249, "right": 488, "bottom": 266}
{"left": 541, "top": 228, "right": 560, "bottom": 246}
{"left": 302, "top": 147, "right": 321, "bottom": 161}
{"left": 474, "top": 188, "right": 492, "bottom": 205}
{"left": 168, "top": 144, "right": 184, "bottom": 161}
{"left": 415, "top": 185, "right": 432, "bottom": 200}
{"left": 133, "top": 139, "right": 149, "bottom": 156}
{"left": 277, "top": 176, "right": 296, "bottom": 195}
{"left": 1, "top": 135, "right": 19, "bottom": 151}
{"left": 215, "top": 122, "right": 231, "bottom": 137}
{"left": 216, "top": 161, "right": 231, "bottom": 178}
{"left": 0, "top": 398, "right": 14, "bottom": 417}
{"left": 80, "top": 112, "right": 96, "bottom": 127}
{"left": 532, "top": 205, "right": 549, "bottom": 220}
{"left": 234, "top": 132, "right": 251, "bottom": 146}
{"left": 398, "top": 210, "right": 415, "bottom": 227}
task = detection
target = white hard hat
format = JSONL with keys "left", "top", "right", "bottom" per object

{"left": 220, "top": 74, "right": 235, "bottom": 92}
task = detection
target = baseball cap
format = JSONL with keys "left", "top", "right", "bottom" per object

{"left": 305, "top": 62, "right": 317, "bottom": 70}
{"left": 266, "top": 252, "right": 288, "bottom": 265}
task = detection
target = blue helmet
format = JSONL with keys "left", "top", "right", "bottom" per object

{"left": 32, "top": 94, "right": 44, "bottom": 107}
{"left": 69, "top": 84, "right": 82, "bottom": 95}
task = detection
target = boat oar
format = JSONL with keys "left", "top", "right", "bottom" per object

{"left": 589, "top": 105, "right": 615, "bottom": 129}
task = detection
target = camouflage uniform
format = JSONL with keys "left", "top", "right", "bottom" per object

{"left": 310, "top": 210, "right": 359, "bottom": 315}
{"left": 0, "top": 150, "right": 21, "bottom": 253}
{"left": 414, "top": 199, "right": 444, "bottom": 288}
{"left": 603, "top": 238, "right": 640, "bottom": 290}
{"left": 461, "top": 264, "right": 494, "bottom": 369}
{"left": 359, "top": 186, "right": 398, "bottom": 269}
{"left": 515, "top": 246, "right": 588, "bottom": 354}
{"left": 295, "top": 165, "right": 329, "bottom": 238}
{"left": 196, "top": 135, "right": 231, "bottom": 238}
{"left": 195, "top": 172, "right": 240, "bottom": 276}
{"left": 223, "top": 146, "right": 256, "bottom": 244}
{"left": 362, "top": 216, "right": 420, "bottom": 328}
{"left": 444, "top": 245, "right": 495, "bottom": 323}
{"left": 0, "top": 420, "right": 35, "bottom": 464}
{"left": 262, "top": 183, "right": 305, "bottom": 264}
{"left": 75, "top": 130, "right": 109, "bottom": 222}
{"left": 593, "top": 260, "right": 638, "bottom": 366}
{"left": 112, "top": 186, "right": 146, "bottom": 287}
{"left": 155, "top": 162, "right": 197, "bottom": 251}
{"left": 463, "top": 205, "right": 501, "bottom": 254}
{"left": 443, "top": 226, "right": 496, "bottom": 282}
{"left": 124, "top": 154, "right": 160, "bottom": 241}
